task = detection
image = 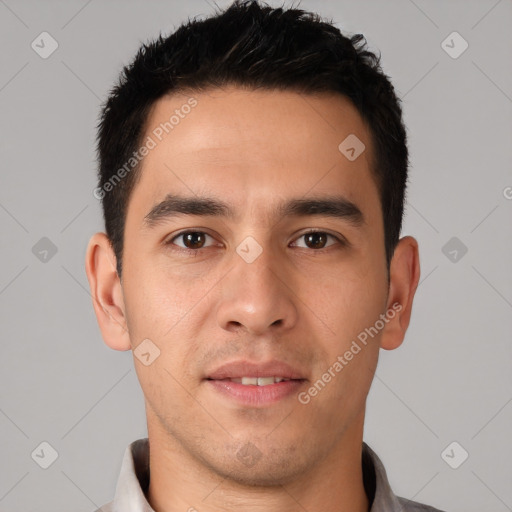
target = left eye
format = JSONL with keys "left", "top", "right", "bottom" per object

{"left": 169, "top": 231, "right": 217, "bottom": 250}
{"left": 292, "top": 231, "right": 341, "bottom": 250}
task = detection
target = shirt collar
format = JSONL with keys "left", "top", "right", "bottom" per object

{"left": 112, "top": 439, "right": 153, "bottom": 512}
{"left": 110, "top": 438, "right": 404, "bottom": 512}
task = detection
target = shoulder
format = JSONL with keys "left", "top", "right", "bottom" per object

{"left": 397, "top": 496, "right": 447, "bottom": 512}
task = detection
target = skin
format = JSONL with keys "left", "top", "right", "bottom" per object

{"left": 85, "top": 86, "right": 420, "bottom": 512}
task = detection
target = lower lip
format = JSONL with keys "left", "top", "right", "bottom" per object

{"left": 206, "top": 379, "right": 305, "bottom": 407}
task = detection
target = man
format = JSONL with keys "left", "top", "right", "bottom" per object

{"left": 85, "top": 1, "right": 443, "bottom": 510}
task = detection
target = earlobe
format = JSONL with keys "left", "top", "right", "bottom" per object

{"left": 380, "top": 236, "right": 421, "bottom": 351}
{"left": 85, "top": 232, "right": 131, "bottom": 351}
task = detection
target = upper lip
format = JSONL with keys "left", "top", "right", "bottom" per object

{"left": 206, "top": 360, "right": 306, "bottom": 380}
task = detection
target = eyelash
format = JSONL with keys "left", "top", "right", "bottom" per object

{"left": 165, "top": 229, "right": 346, "bottom": 253}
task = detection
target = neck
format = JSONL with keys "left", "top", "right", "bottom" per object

{"left": 145, "top": 410, "right": 369, "bottom": 512}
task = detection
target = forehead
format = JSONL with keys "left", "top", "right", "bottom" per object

{"left": 129, "top": 86, "right": 379, "bottom": 223}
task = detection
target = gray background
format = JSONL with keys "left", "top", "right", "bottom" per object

{"left": 1, "top": 0, "right": 511, "bottom": 511}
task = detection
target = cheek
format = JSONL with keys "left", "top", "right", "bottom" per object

{"left": 124, "top": 270, "right": 206, "bottom": 410}
{"left": 123, "top": 255, "right": 205, "bottom": 336}
{"left": 123, "top": 261, "right": 217, "bottom": 383}
{"left": 311, "top": 261, "right": 387, "bottom": 344}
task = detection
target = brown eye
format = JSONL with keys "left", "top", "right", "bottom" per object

{"left": 169, "top": 231, "right": 215, "bottom": 250}
{"left": 183, "top": 232, "right": 206, "bottom": 249}
{"left": 292, "top": 231, "right": 341, "bottom": 250}
{"left": 304, "top": 232, "right": 328, "bottom": 249}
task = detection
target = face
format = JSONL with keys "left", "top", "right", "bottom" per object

{"left": 110, "top": 86, "right": 395, "bottom": 484}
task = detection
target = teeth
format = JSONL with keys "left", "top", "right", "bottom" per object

{"left": 234, "top": 377, "right": 291, "bottom": 386}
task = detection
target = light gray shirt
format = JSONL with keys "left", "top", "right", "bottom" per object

{"left": 95, "top": 438, "right": 445, "bottom": 512}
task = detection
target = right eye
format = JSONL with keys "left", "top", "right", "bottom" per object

{"left": 166, "top": 231, "right": 218, "bottom": 251}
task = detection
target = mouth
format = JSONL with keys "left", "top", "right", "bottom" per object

{"left": 205, "top": 360, "right": 307, "bottom": 406}
{"left": 211, "top": 376, "right": 295, "bottom": 385}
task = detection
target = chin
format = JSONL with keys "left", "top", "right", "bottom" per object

{"left": 204, "top": 442, "right": 316, "bottom": 488}
{"left": 216, "top": 462, "right": 301, "bottom": 488}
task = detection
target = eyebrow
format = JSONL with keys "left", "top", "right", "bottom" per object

{"left": 143, "top": 194, "right": 365, "bottom": 228}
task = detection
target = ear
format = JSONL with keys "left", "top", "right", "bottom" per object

{"left": 85, "top": 232, "right": 131, "bottom": 351}
{"left": 380, "top": 236, "right": 421, "bottom": 351}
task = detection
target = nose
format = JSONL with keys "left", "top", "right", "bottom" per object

{"left": 216, "top": 244, "right": 298, "bottom": 336}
